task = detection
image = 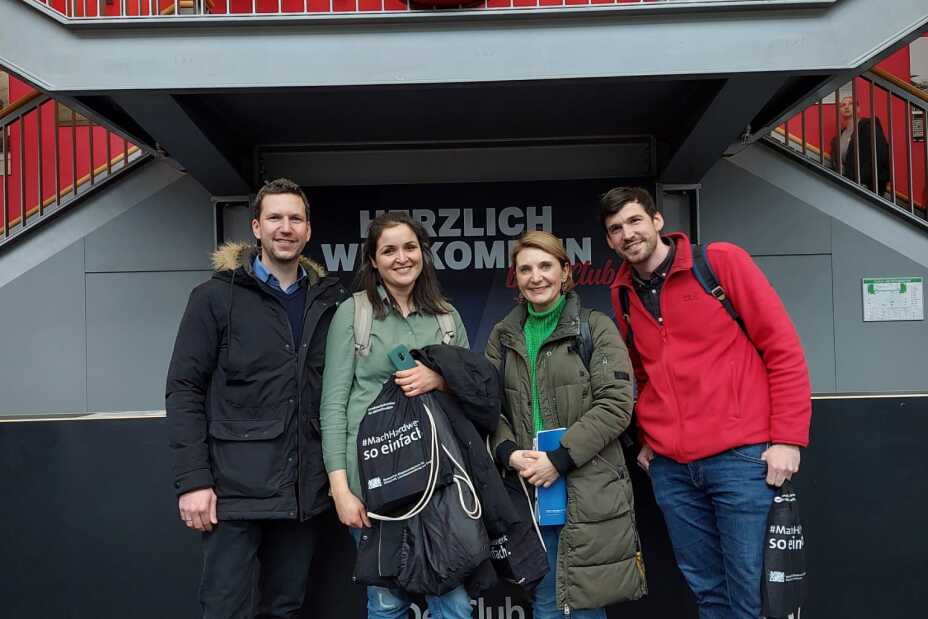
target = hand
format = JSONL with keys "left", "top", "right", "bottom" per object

{"left": 508, "top": 449, "right": 539, "bottom": 472}
{"left": 637, "top": 444, "right": 655, "bottom": 474}
{"left": 520, "top": 451, "right": 560, "bottom": 488}
{"left": 761, "top": 444, "right": 801, "bottom": 487}
{"left": 178, "top": 487, "right": 218, "bottom": 532}
{"left": 332, "top": 487, "right": 371, "bottom": 529}
{"left": 394, "top": 361, "right": 446, "bottom": 397}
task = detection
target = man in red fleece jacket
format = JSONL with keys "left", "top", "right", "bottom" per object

{"left": 602, "top": 187, "right": 811, "bottom": 619}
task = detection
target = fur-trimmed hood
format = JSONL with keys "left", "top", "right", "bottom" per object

{"left": 211, "top": 242, "right": 327, "bottom": 281}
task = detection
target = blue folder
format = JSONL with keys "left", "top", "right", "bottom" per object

{"left": 535, "top": 427, "right": 568, "bottom": 526}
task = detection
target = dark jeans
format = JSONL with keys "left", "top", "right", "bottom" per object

{"left": 200, "top": 518, "right": 320, "bottom": 619}
{"left": 649, "top": 443, "right": 775, "bottom": 619}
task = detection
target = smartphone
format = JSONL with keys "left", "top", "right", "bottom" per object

{"left": 387, "top": 345, "right": 416, "bottom": 371}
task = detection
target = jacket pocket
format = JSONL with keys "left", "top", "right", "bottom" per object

{"left": 729, "top": 360, "right": 742, "bottom": 420}
{"left": 567, "top": 455, "right": 632, "bottom": 524}
{"left": 209, "top": 417, "right": 287, "bottom": 499}
{"left": 223, "top": 383, "right": 266, "bottom": 409}
{"left": 730, "top": 442, "right": 768, "bottom": 465}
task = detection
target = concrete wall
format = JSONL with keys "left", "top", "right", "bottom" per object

{"left": 0, "top": 161, "right": 213, "bottom": 416}
{"left": 702, "top": 144, "right": 928, "bottom": 393}
{"left": 3, "top": 144, "right": 925, "bottom": 418}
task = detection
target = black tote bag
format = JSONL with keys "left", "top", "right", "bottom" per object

{"left": 762, "top": 480, "right": 808, "bottom": 618}
{"left": 358, "top": 381, "right": 440, "bottom": 515}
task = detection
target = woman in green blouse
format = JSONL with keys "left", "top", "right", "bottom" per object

{"left": 320, "top": 211, "right": 471, "bottom": 619}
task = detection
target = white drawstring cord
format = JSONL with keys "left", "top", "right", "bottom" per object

{"left": 367, "top": 401, "right": 482, "bottom": 522}
{"left": 485, "top": 434, "right": 546, "bottom": 552}
{"left": 519, "top": 474, "right": 547, "bottom": 553}
{"left": 442, "top": 444, "right": 482, "bottom": 520}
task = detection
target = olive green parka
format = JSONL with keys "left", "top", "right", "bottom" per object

{"left": 485, "top": 291, "right": 647, "bottom": 612}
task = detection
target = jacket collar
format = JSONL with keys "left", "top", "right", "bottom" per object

{"left": 496, "top": 290, "right": 584, "bottom": 348}
{"left": 611, "top": 232, "right": 692, "bottom": 290}
{"left": 210, "top": 242, "right": 328, "bottom": 287}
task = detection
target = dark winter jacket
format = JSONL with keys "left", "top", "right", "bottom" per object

{"left": 166, "top": 242, "right": 348, "bottom": 521}
{"left": 413, "top": 345, "right": 520, "bottom": 538}
{"left": 829, "top": 117, "right": 891, "bottom": 193}
{"left": 416, "top": 346, "right": 548, "bottom": 597}
{"left": 414, "top": 345, "right": 524, "bottom": 596}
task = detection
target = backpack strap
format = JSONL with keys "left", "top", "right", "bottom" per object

{"left": 689, "top": 243, "right": 747, "bottom": 334}
{"left": 352, "top": 291, "right": 374, "bottom": 357}
{"left": 354, "top": 290, "right": 456, "bottom": 356}
{"left": 435, "top": 312, "right": 456, "bottom": 345}
{"left": 611, "top": 285, "right": 634, "bottom": 348}
{"left": 577, "top": 307, "right": 594, "bottom": 370}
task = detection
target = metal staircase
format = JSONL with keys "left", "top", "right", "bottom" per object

{"left": 765, "top": 67, "right": 928, "bottom": 230}
{"left": 0, "top": 90, "right": 147, "bottom": 249}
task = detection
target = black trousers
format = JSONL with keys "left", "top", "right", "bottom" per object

{"left": 199, "top": 518, "right": 320, "bottom": 619}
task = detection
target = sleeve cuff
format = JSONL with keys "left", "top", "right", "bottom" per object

{"left": 547, "top": 445, "right": 577, "bottom": 476}
{"left": 174, "top": 468, "right": 214, "bottom": 496}
{"left": 323, "top": 453, "right": 348, "bottom": 474}
{"left": 495, "top": 440, "right": 518, "bottom": 469}
{"left": 771, "top": 437, "right": 809, "bottom": 448}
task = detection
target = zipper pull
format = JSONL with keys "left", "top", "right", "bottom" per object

{"left": 564, "top": 604, "right": 571, "bottom": 616}
{"left": 635, "top": 551, "right": 646, "bottom": 578}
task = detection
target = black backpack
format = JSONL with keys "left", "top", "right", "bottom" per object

{"left": 616, "top": 243, "right": 746, "bottom": 346}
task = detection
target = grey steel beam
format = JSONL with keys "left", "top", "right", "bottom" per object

{"left": 747, "top": 26, "right": 928, "bottom": 142}
{"left": 1, "top": 0, "right": 926, "bottom": 93}
{"left": 660, "top": 74, "right": 790, "bottom": 184}
{"left": 110, "top": 93, "right": 251, "bottom": 195}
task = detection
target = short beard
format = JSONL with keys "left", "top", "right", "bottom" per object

{"left": 263, "top": 246, "right": 303, "bottom": 266}
{"left": 621, "top": 236, "right": 657, "bottom": 264}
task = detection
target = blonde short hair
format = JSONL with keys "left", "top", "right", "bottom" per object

{"left": 510, "top": 230, "right": 576, "bottom": 293}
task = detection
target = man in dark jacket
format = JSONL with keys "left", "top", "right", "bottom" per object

{"left": 166, "top": 178, "right": 347, "bottom": 618}
{"left": 829, "top": 95, "right": 891, "bottom": 195}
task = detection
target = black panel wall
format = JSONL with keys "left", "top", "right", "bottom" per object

{"left": 1, "top": 396, "right": 925, "bottom": 618}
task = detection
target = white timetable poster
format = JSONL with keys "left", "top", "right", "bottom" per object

{"left": 862, "top": 277, "right": 924, "bottom": 322}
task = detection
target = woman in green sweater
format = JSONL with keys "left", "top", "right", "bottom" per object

{"left": 485, "top": 231, "right": 645, "bottom": 618}
{"left": 319, "top": 211, "right": 471, "bottom": 619}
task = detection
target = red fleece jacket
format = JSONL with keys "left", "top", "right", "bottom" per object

{"left": 610, "top": 233, "right": 811, "bottom": 463}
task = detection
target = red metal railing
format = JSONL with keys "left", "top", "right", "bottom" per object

{"left": 0, "top": 95, "right": 145, "bottom": 247}
{"left": 27, "top": 0, "right": 739, "bottom": 18}
{"left": 768, "top": 69, "right": 928, "bottom": 223}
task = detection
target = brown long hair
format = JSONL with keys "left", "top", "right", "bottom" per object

{"left": 354, "top": 212, "right": 453, "bottom": 319}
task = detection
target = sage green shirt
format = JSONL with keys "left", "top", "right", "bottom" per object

{"left": 320, "top": 292, "right": 469, "bottom": 500}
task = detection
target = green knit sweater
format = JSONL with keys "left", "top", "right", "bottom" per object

{"left": 524, "top": 295, "right": 567, "bottom": 433}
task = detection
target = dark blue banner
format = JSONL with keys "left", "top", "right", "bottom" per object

{"left": 306, "top": 179, "right": 652, "bottom": 350}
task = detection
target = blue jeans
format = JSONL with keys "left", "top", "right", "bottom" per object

{"left": 649, "top": 443, "right": 776, "bottom": 619}
{"left": 532, "top": 525, "right": 607, "bottom": 619}
{"left": 350, "top": 528, "right": 473, "bottom": 619}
